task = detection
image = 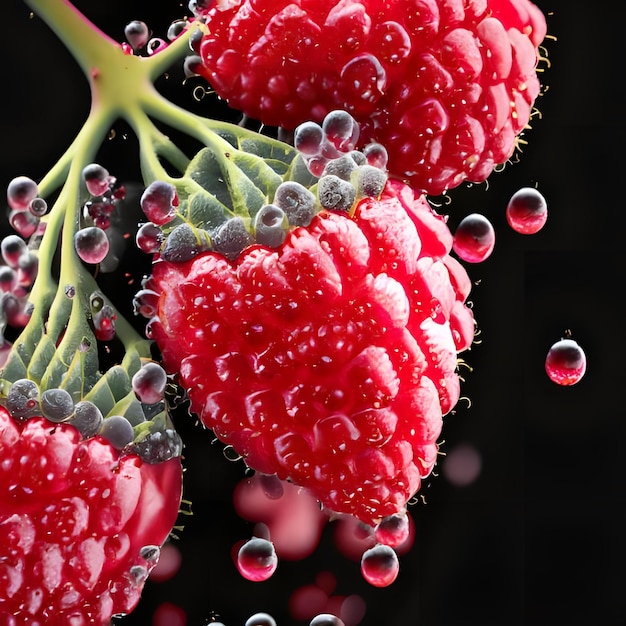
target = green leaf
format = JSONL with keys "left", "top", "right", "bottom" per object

{"left": 82, "top": 365, "right": 131, "bottom": 417}
{"left": 184, "top": 190, "right": 230, "bottom": 232}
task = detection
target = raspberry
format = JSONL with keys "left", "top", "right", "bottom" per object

{"left": 149, "top": 179, "right": 474, "bottom": 526}
{"left": 194, "top": 0, "right": 547, "bottom": 195}
{"left": 0, "top": 407, "right": 183, "bottom": 625}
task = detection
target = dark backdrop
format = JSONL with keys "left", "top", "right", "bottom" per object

{"left": 1, "top": 2, "right": 624, "bottom": 625}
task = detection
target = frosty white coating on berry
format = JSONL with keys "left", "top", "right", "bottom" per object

{"left": 253, "top": 204, "right": 287, "bottom": 248}
{"left": 82, "top": 163, "right": 111, "bottom": 197}
{"left": 74, "top": 226, "right": 110, "bottom": 264}
{"left": 124, "top": 20, "right": 150, "bottom": 51}
{"left": 353, "top": 164, "right": 388, "bottom": 199}
{"left": 161, "top": 223, "right": 210, "bottom": 262}
{"left": 317, "top": 175, "right": 357, "bottom": 212}
{"left": 7, "top": 176, "right": 38, "bottom": 212}
{"left": 322, "top": 154, "right": 359, "bottom": 181}
{"left": 40, "top": 388, "right": 75, "bottom": 423}
{"left": 273, "top": 181, "right": 316, "bottom": 227}
{"left": 68, "top": 400, "right": 104, "bottom": 438}
{"left": 5, "top": 378, "right": 40, "bottom": 420}
{"left": 99, "top": 414, "right": 135, "bottom": 450}
{"left": 212, "top": 217, "right": 254, "bottom": 260}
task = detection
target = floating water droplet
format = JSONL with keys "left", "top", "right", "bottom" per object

{"left": 124, "top": 20, "right": 150, "bottom": 51}
{"left": 506, "top": 187, "right": 547, "bottom": 234}
{"left": 294, "top": 121, "right": 325, "bottom": 156}
{"left": 310, "top": 614, "right": 345, "bottom": 626}
{"left": 75, "top": 226, "right": 110, "bottom": 264}
{"left": 236, "top": 537, "right": 278, "bottom": 582}
{"left": 360, "top": 544, "right": 399, "bottom": 587}
{"left": 245, "top": 613, "right": 277, "bottom": 626}
{"left": 132, "top": 362, "right": 167, "bottom": 404}
{"left": 545, "top": 338, "right": 586, "bottom": 386}
{"left": 140, "top": 181, "right": 178, "bottom": 225}
{"left": 452, "top": 213, "right": 495, "bottom": 263}
{"left": 82, "top": 163, "right": 111, "bottom": 197}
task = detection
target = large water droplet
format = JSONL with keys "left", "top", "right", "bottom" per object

{"left": 545, "top": 338, "right": 586, "bottom": 386}
{"left": 374, "top": 512, "right": 409, "bottom": 547}
{"left": 506, "top": 187, "right": 547, "bottom": 235}
{"left": 236, "top": 537, "right": 278, "bottom": 582}
{"left": 452, "top": 213, "right": 495, "bottom": 263}
{"left": 360, "top": 544, "right": 399, "bottom": 587}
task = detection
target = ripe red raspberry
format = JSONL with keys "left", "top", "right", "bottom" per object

{"left": 194, "top": 0, "right": 547, "bottom": 195}
{"left": 0, "top": 408, "right": 182, "bottom": 625}
{"left": 149, "top": 180, "right": 474, "bottom": 526}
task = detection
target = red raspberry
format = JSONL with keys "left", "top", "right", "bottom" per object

{"left": 194, "top": 0, "right": 547, "bottom": 195}
{"left": 0, "top": 408, "right": 182, "bottom": 625}
{"left": 149, "top": 180, "right": 474, "bottom": 526}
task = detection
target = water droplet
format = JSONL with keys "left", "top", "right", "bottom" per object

{"left": 545, "top": 338, "right": 586, "bottom": 386}
{"left": 310, "top": 614, "right": 345, "bottom": 626}
{"left": 452, "top": 213, "right": 495, "bottom": 263}
{"left": 245, "top": 613, "right": 277, "bottom": 626}
{"left": 360, "top": 544, "right": 399, "bottom": 587}
{"left": 74, "top": 226, "right": 109, "bottom": 264}
{"left": 236, "top": 537, "right": 278, "bottom": 582}
{"left": 506, "top": 187, "right": 547, "bottom": 234}
{"left": 7, "top": 175, "right": 38, "bottom": 211}
{"left": 374, "top": 512, "right": 409, "bottom": 547}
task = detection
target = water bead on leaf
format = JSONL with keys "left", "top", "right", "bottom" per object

{"left": 136, "top": 222, "right": 164, "bottom": 255}
{"left": 294, "top": 121, "right": 325, "bottom": 156}
{"left": 0, "top": 266, "right": 17, "bottom": 292}
{"left": 124, "top": 20, "right": 150, "bottom": 51}
{"left": 545, "top": 338, "right": 587, "bottom": 386}
{"left": 243, "top": 614, "right": 276, "bottom": 626}
{"left": 68, "top": 400, "right": 104, "bottom": 438}
{"left": 452, "top": 213, "right": 496, "bottom": 263}
{"left": 254, "top": 204, "right": 287, "bottom": 248}
{"left": 132, "top": 362, "right": 168, "bottom": 404}
{"left": 236, "top": 537, "right": 278, "bottom": 582}
{"left": 506, "top": 187, "right": 548, "bottom": 235}
{"left": 74, "top": 226, "right": 110, "bottom": 264}
{"left": 322, "top": 110, "right": 360, "bottom": 152}
{"left": 360, "top": 544, "right": 399, "bottom": 587}
{"left": 273, "top": 181, "right": 316, "bottom": 227}
{"left": 82, "top": 163, "right": 112, "bottom": 197}
{"left": 7, "top": 175, "right": 38, "bottom": 211}
{"left": 140, "top": 181, "right": 178, "bottom": 225}
{"left": 99, "top": 415, "right": 135, "bottom": 450}
{"left": 317, "top": 175, "right": 356, "bottom": 213}
{"left": 310, "top": 615, "right": 346, "bottom": 626}
{"left": 40, "top": 388, "right": 75, "bottom": 423}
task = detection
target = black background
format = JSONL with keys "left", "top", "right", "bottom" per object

{"left": 1, "top": 1, "right": 625, "bottom": 625}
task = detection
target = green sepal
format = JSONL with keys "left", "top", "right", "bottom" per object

{"left": 82, "top": 364, "right": 132, "bottom": 417}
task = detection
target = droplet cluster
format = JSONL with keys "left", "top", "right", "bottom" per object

{"left": 135, "top": 111, "right": 389, "bottom": 265}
